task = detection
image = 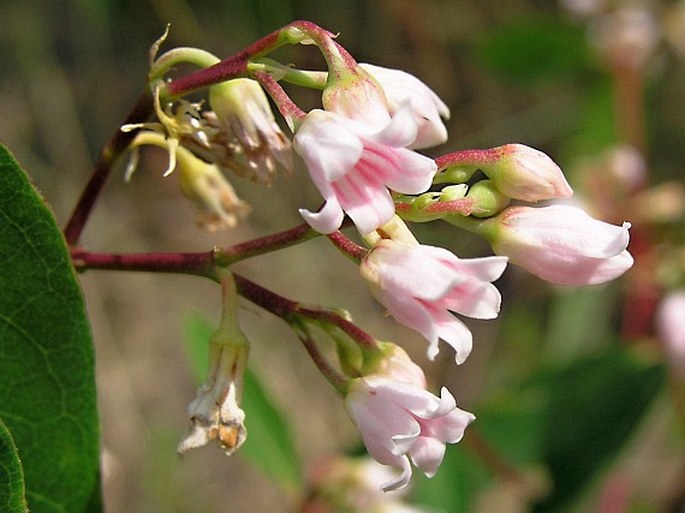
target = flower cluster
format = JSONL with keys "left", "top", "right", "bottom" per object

{"left": 124, "top": 20, "right": 635, "bottom": 493}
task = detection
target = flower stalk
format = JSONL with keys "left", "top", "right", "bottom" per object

{"left": 63, "top": 89, "right": 155, "bottom": 245}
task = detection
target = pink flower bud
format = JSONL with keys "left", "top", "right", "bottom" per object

{"left": 656, "top": 291, "right": 685, "bottom": 377}
{"left": 359, "top": 63, "right": 450, "bottom": 149}
{"left": 322, "top": 70, "right": 393, "bottom": 130}
{"left": 486, "top": 144, "right": 573, "bottom": 203}
{"left": 490, "top": 204, "right": 633, "bottom": 285}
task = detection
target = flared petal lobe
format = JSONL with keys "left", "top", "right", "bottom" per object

{"left": 361, "top": 240, "right": 507, "bottom": 363}
{"left": 345, "top": 375, "right": 474, "bottom": 491}
{"left": 294, "top": 109, "right": 437, "bottom": 234}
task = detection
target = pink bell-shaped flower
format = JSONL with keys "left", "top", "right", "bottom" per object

{"left": 361, "top": 239, "right": 507, "bottom": 363}
{"left": 295, "top": 108, "right": 437, "bottom": 234}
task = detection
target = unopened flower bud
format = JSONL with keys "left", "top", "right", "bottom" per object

{"left": 359, "top": 63, "right": 450, "bottom": 149}
{"left": 436, "top": 145, "right": 572, "bottom": 203}
{"left": 483, "top": 144, "right": 573, "bottom": 203}
{"left": 322, "top": 68, "right": 392, "bottom": 128}
{"left": 656, "top": 291, "right": 685, "bottom": 378}
{"left": 487, "top": 204, "right": 633, "bottom": 285}
{"left": 207, "top": 78, "right": 293, "bottom": 184}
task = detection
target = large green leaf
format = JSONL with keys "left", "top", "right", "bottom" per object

{"left": 183, "top": 314, "right": 303, "bottom": 490}
{"left": 0, "top": 418, "right": 28, "bottom": 513}
{"left": 0, "top": 143, "right": 100, "bottom": 513}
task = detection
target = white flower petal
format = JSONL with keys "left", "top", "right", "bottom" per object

{"left": 299, "top": 198, "right": 345, "bottom": 234}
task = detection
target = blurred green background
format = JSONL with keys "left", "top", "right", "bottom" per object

{"left": 2, "top": 1, "right": 685, "bottom": 512}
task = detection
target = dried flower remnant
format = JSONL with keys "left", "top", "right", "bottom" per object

{"left": 200, "top": 78, "right": 293, "bottom": 185}
{"left": 177, "top": 153, "right": 252, "bottom": 232}
{"left": 129, "top": 132, "right": 250, "bottom": 231}
{"left": 121, "top": 85, "right": 207, "bottom": 178}
{"left": 177, "top": 329, "right": 249, "bottom": 455}
{"left": 178, "top": 270, "right": 250, "bottom": 455}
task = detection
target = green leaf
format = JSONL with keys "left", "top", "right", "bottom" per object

{"left": 0, "top": 418, "right": 28, "bottom": 513}
{"left": 183, "top": 314, "right": 303, "bottom": 490}
{"left": 0, "top": 143, "right": 100, "bottom": 513}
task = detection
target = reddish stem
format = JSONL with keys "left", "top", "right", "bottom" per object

{"left": 232, "top": 273, "right": 377, "bottom": 351}
{"left": 166, "top": 20, "right": 335, "bottom": 98}
{"left": 63, "top": 90, "right": 154, "bottom": 245}
{"left": 394, "top": 198, "right": 475, "bottom": 217}
{"left": 71, "top": 249, "right": 215, "bottom": 278}
{"left": 296, "top": 331, "right": 348, "bottom": 393}
{"left": 167, "top": 57, "right": 250, "bottom": 97}
{"left": 252, "top": 70, "right": 306, "bottom": 125}
{"left": 435, "top": 147, "right": 503, "bottom": 172}
{"left": 216, "top": 222, "right": 319, "bottom": 265}
{"left": 296, "top": 307, "right": 379, "bottom": 351}
{"left": 326, "top": 231, "right": 368, "bottom": 262}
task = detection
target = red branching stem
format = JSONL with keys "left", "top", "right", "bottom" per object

{"left": 326, "top": 231, "right": 368, "bottom": 262}
{"left": 232, "top": 273, "right": 377, "bottom": 351}
{"left": 232, "top": 272, "right": 298, "bottom": 317}
{"left": 252, "top": 71, "right": 306, "bottom": 125}
{"left": 73, "top": 246, "right": 376, "bottom": 352}
{"left": 63, "top": 89, "right": 154, "bottom": 245}
{"left": 166, "top": 20, "right": 335, "bottom": 99}
{"left": 165, "top": 22, "right": 289, "bottom": 97}
{"left": 295, "top": 307, "right": 379, "bottom": 351}
{"left": 71, "top": 249, "right": 216, "bottom": 278}
{"left": 294, "top": 330, "right": 347, "bottom": 393}
{"left": 435, "top": 148, "right": 503, "bottom": 172}
{"left": 167, "top": 57, "right": 250, "bottom": 97}
{"left": 216, "top": 222, "right": 320, "bottom": 265}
